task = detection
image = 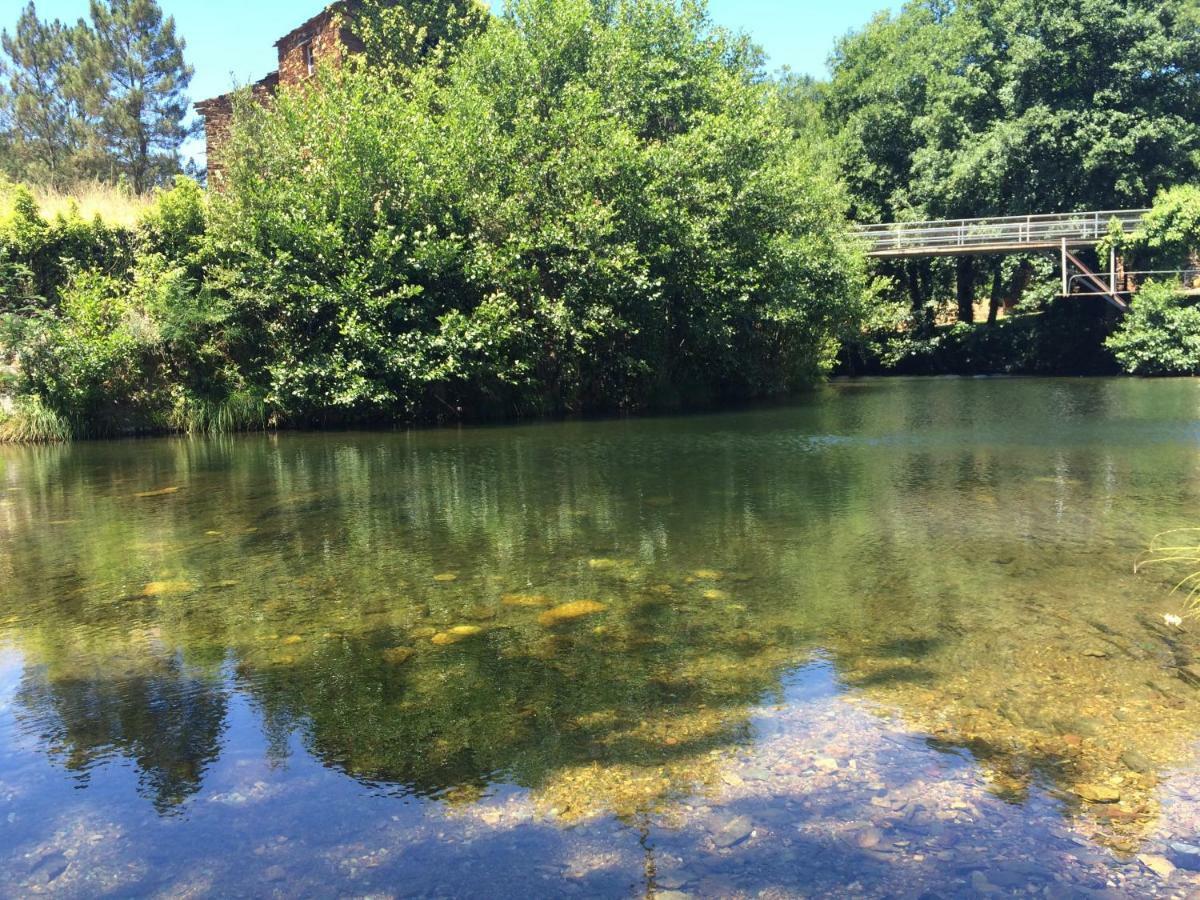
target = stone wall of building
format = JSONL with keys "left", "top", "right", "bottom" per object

{"left": 277, "top": 9, "right": 360, "bottom": 85}
{"left": 197, "top": 2, "right": 373, "bottom": 187}
{"left": 195, "top": 74, "right": 278, "bottom": 186}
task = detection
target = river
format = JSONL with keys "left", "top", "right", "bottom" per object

{"left": 3, "top": 377, "right": 1200, "bottom": 896}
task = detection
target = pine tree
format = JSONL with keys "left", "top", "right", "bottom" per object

{"left": 84, "top": 0, "right": 194, "bottom": 192}
{"left": 0, "top": 4, "right": 92, "bottom": 186}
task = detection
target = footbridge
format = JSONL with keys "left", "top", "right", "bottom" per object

{"left": 853, "top": 209, "right": 1148, "bottom": 259}
{"left": 852, "top": 209, "right": 1164, "bottom": 310}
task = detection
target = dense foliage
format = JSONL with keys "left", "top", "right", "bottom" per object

{"left": 1106, "top": 282, "right": 1200, "bottom": 375}
{"left": 0, "top": 0, "right": 195, "bottom": 190}
{"left": 1, "top": 0, "right": 871, "bottom": 439}
{"left": 825, "top": 0, "right": 1200, "bottom": 323}
{"left": 1111, "top": 184, "right": 1200, "bottom": 270}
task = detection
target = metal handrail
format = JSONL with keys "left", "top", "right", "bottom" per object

{"left": 854, "top": 209, "right": 1149, "bottom": 254}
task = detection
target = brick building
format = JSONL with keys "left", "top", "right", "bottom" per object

{"left": 195, "top": 3, "right": 369, "bottom": 184}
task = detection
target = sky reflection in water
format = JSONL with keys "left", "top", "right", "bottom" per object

{"left": 3, "top": 378, "right": 1200, "bottom": 896}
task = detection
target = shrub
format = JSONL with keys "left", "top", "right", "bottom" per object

{"left": 1115, "top": 185, "right": 1200, "bottom": 271}
{"left": 0, "top": 183, "right": 134, "bottom": 312}
{"left": 138, "top": 176, "right": 207, "bottom": 264}
{"left": 209, "top": 0, "right": 871, "bottom": 424}
{"left": 1106, "top": 281, "right": 1200, "bottom": 375}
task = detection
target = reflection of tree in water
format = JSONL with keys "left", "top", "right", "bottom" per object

{"left": 15, "top": 651, "right": 227, "bottom": 814}
{"left": 4, "top": 380, "right": 1200, "bottom": 838}
{"left": 235, "top": 612, "right": 781, "bottom": 806}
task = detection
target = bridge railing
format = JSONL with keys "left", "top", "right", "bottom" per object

{"left": 854, "top": 209, "right": 1149, "bottom": 256}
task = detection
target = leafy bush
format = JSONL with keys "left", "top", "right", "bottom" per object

{"left": 139, "top": 176, "right": 207, "bottom": 263}
{"left": 0, "top": 183, "right": 134, "bottom": 312}
{"left": 210, "top": 0, "right": 871, "bottom": 424}
{"left": 1106, "top": 281, "right": 1200, "bottom": 375}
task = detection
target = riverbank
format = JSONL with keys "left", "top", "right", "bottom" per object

{"left": 842, "top": 301, "right": 1125, "bottom": 378}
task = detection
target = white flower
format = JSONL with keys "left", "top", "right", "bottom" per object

{"left": 1164, "top": 613, "right": 1184, "bottom": 628}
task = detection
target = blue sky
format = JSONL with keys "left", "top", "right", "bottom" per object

{"left": 12, "top": 0, "right": 898, "bottom": 159}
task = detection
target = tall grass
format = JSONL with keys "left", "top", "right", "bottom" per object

{"left": 171, "top": 392, "right": 269, "bottom": 435}
{"left": 0, "top": 397, "right": 72, "bottom": 443}
{"left": 0, "top": 180, "right": 154, "bottom": 229}
{"left": 1135, "top": 528, "right": 1200, "bottom": 618}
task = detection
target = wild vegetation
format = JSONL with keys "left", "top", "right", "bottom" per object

{"left": 1, "top": 0, "right": 872, "bottom": 439}
{"left": 825, "top": 0, "right": 1200, "bottom": 326}
{"left": 4, "top": 0, "right": 1200, "bottom": 441}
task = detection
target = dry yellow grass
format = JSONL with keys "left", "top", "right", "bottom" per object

{"left": 0, "top": 180, "right": 154, "bottom": 229}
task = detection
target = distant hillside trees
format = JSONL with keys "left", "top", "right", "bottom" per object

{"left": 0, "top": 0, "right": 195, "bottom": 191}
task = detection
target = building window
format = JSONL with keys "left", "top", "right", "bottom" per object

{"left": 303, "top": 41, "right": 315, "bottom": 76}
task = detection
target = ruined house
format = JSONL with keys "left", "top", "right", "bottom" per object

{"left": 195, "top": 3, "right": 369, "bottom": 184}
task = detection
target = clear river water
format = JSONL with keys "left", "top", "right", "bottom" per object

{"left": 4, "top": 377, "right": 1200, "bottom": 897}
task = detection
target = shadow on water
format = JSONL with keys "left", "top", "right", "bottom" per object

{"left": 5, "top": 378, "right": 1200, "bottom": 893}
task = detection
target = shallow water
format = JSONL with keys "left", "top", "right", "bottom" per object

{"left": 5, "top": 378, "right": 1200, "bottom": 896}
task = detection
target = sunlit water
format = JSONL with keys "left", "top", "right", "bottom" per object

{"left": 5, "top": 378, "right": 1200, "bottom": 897}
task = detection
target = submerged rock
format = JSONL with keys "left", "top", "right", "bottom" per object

{"left": 702, "top": 589, "right": 730, "bottom": 601}
{"left": 693, "top": 569, "right": 724, "bottom": 580}
{"left": 1169, "top": 842, "right": 1200, "bottom": 870}
{"left": 1138, "top": 854, "right": 1176, "bottom": 880}
{"left": 710, "top": 814, "right": 754, "bottom": 849}
{"left": 501, "top": 593, "right": 551, "bottom": 607}
{"left": 538, "top": 600, "right": 607, "bottom": 627}
{"left": 1074, "top": 783, "right": 1121, "bottom": 804}
{"left": 134, "top": 486, "right": 180, "bottom": 498}
{"left": 855, "top": 826, "right": 884, "bottom": 849}
{"left": 142, "top": 580, "right": 194, "bottom": 597}
{"left": 382, "top": 647, "right": 416, "bottom": 665}
{"left": 431, "top": 625, "right": 485, "bottom": 645}
{"left": 1121, "top": 750, "right": 1154, "bottom": 774}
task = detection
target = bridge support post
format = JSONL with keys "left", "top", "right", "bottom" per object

{"left": 1061, "top": 239, "right": 1068, "bottom": 296}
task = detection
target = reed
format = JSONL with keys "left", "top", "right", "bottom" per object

{"left": 1135, "top": 528, "right": 1200, "bottom": 618}
{"left": 0, "top": 397, "right": 72, "bottom": 443}
{"left": 171, "top": 393, "right": 269, "bottom": 435}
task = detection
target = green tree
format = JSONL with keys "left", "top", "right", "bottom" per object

{"left": 0, "top": 4, "right": 93, "bottom": 186}
{"left": 206, "top": 0, "right": 870, "bottom": 425}
{"left": 827, "top": 0, "right": 1200, "bottom": 323}
{"left": 84, "top": 0, "right": 195, "bottom": 192}
{"left": 1115, "top": 184, "right": 1200, "bottom": 270}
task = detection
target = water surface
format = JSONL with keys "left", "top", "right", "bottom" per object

{"left": 4, "top": 378, "right": 1200, "bottom": 896}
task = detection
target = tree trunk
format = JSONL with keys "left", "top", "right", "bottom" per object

{"left": 956, "top": 256, "right": 976, "bottom": 323}
{"left": 987, "top": 267, "right": 1003, "bottom": 325}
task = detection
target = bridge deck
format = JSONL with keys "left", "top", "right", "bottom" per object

{"left": 854, "top": 210, "right": 1148, "bottom": 258}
